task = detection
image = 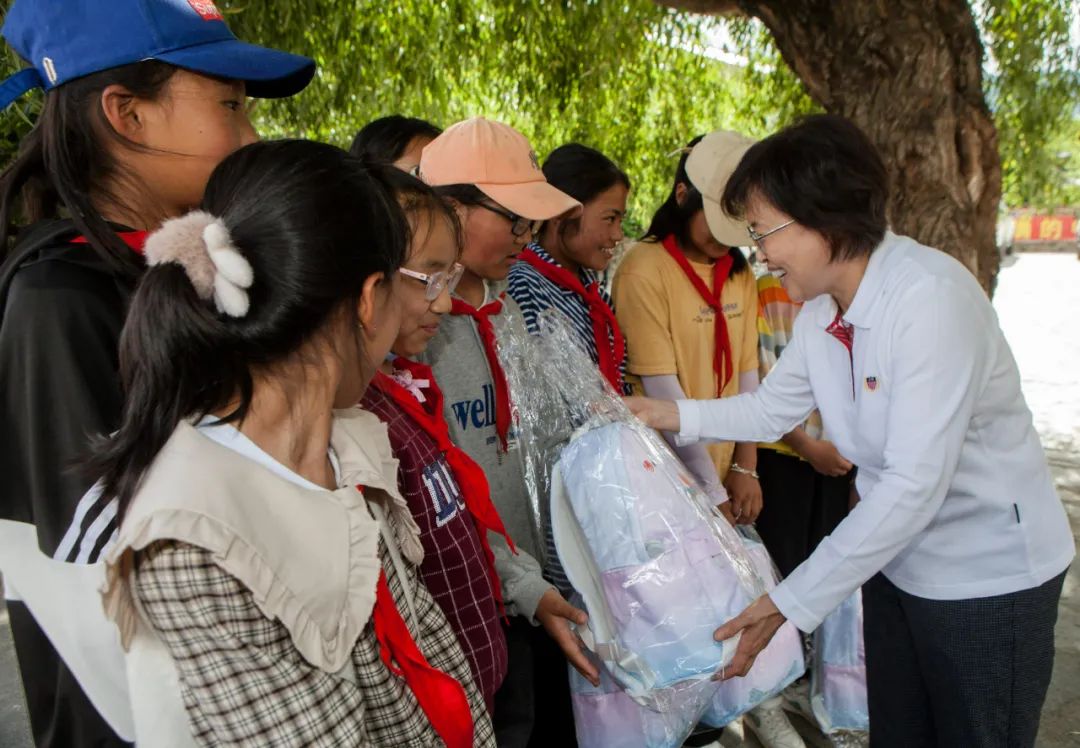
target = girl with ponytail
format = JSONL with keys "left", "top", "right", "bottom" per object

{"left": 95, "top": 140, "right": 494, "bottom": 746}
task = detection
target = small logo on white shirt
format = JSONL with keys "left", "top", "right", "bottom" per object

{"left": 864, "top": 376, "right": 879, "bottom": 392}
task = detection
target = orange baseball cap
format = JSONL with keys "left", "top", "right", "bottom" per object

{"left": 419, "top": 117, "right": 581, "bottom": 220}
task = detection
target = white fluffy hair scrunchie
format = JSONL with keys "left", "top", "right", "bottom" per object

{"left": 143, "top": 210, "right": 254, "bottom": 318}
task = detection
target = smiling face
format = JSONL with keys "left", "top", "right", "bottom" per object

{"left": 745, "top": 191, "right": 834, "bottom": 303}
{"left": 550, "top": 182, "right": 628, "bottom": 272}
{"left": 393, "top": 211, "right": 459, "bottom": 358}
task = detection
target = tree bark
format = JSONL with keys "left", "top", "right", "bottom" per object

{"left": 660, "top": 0, "right": 1002, "bottom": 292}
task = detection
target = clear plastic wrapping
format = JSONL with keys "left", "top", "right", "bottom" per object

{"left": 811, "top": 589, "right": 869, "bottom": 738}
{"left": 494, "top": 308, "right": 763, "bottom": 597}
{"left": 700, "top": 527, "right": 805, "bottom": 727}
{"left": 495, "top": 309, "right": 783, "bottom": 746}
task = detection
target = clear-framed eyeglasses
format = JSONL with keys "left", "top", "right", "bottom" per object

{"left": 747, "top": 219, "right": 795, "bottom": 250}
{"left": 398, "top": 262, "right": 465, "bottom": 301}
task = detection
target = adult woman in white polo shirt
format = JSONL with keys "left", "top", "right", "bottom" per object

{"left": 628, "top": 114, "right": 1074, "bottom": 748}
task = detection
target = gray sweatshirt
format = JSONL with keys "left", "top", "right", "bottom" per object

{"left": 420, "top": 293, "right": 554, "bottom": 621}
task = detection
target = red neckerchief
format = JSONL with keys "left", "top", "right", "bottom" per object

{"left": 371, "top": 571, "right": 474, "bottom": 748}
{"left": 371, "top": 361, "right": 517, "bottom": 617}
{"left": 71, "top": 231, "right": 149, "bottom": 254}
{"left": 519, "top": 247, "right": 625, "bottom": 392}
{"left": 450, "top": 295, "right": 512, "bottom": 451}
{"left": 660, "top": 234, "right": 735, "bottom": 393}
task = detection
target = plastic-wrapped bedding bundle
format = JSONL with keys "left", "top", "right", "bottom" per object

{"left": 700, "top": 529, "right": 805, "bottom": 727}
{"left": 811, "top": 590, "right": 869, "bottom": 742}
{"left": 495, "top": 309, "right": 796, "bottom": 747}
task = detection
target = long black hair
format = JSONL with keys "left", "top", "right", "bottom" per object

{"left": 349, "top": 115, "right": 442, "bottom": 165}
{"left": 540, "top": 143, "right": 629, "bottom": 238}
{"left": 89, "top": 140, "right": 409, "bottom": 518}
{"left": 0, "top": 61, "right": 178, "bottom": 279}
{"left": 645, "top": 135, "right": 747, "bottom": 275}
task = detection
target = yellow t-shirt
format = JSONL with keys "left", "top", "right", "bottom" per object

{"left": 612, "top": 239, "right": 759, "bottom": 479}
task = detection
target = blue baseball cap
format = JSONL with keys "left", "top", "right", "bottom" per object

{"left": 0, "top": 0, "right": 316, "bottom": 110}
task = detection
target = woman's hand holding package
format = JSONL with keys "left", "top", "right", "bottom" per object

{"left": 623, "top": 396, "right": 681, "bottom": 433}
{"left": 712, "top": 593, "right": 787, "bottom": 680}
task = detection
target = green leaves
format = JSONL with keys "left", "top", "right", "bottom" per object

{"left": 222, "top": 0, "right": 739, "bottom": 226}
{"left": 1, "top": 0, "right": 1075, "bottom": 218}
{"left": 981, "top": 0, "right": 1079, "bottom": 208}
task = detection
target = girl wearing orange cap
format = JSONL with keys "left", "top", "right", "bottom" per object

{"left": 418, "top": 117, "right": 594, "bottom": 747}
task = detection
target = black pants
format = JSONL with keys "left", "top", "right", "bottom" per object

{"left": 754, "top": 448, "right": 851, "bottom": 578}
{"left": 863, "top": 570, "right": 1066, "bottom": 748}
{"left": 492, "top": 616, "right": 577, "bottom": 748}
{"left": 8, "top": 600, "right": 131, "bottom": 748}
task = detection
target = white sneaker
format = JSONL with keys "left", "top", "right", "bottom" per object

{"left": 744, "top": 697, "right": 807, "bottom": 748}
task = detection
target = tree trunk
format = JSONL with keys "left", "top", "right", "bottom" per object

{"left": 660, "top": 0, "right": 1002, "bottom": 292}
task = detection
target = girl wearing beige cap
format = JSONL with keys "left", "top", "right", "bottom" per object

{"left": 613, "top": 133, "right": 763, "bottom": 527}
{"left": 613, "top": 133, "right": 807, "bottom": 748}
{"left": 417, "top": 117, "right": 593, "bottom": 747}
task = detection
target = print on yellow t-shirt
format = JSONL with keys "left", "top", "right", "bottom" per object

{"left": 612, "top": 239, "right": 759, "bottom": 478}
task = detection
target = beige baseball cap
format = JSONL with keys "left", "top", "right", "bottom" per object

{"left": 685, "top": 130, "right": 756, "bottom": 247}
{"left": 418, "top": 117, "right": 581, "bottom": 220}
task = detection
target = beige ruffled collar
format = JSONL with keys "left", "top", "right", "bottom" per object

{"left": 102, "top": 407, "right": 421, "bottom": 672}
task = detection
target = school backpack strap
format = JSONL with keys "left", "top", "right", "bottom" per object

{"left": 0, "top": 219, "right": 82, "bottom": 319}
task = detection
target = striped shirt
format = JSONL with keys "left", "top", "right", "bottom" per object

{"left": 507, "top": 243, "right": 630, "bottom": 594}
{"left": 508, "top": 243, "right": 630, "bottom": 396}
{"left": 757, "top": 273, "right": 823, "bottom": 456}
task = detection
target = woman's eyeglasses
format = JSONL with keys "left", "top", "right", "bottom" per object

{"left": 478, "top": 202, "right": 543, "bottom": 238}
{"left": 747, "top": 219, "right": 795, "bottom": 250}
{"left": 398, "top": 262, "right": 465, "bottom": 301}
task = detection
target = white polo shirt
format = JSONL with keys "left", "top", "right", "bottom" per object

{"left": 677, "top": 231, "right": 1074, "bottom": 632}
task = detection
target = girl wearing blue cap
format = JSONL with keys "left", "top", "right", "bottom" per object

{"left": 0, "top": 1, "right": 313, "bottom": 745}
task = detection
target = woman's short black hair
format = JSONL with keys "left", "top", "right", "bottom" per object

{"left": 722, "top": 114, "right": 889, "bottom": 261}
{"left": 349, "top": 115, "right": 442, "bottom": 164}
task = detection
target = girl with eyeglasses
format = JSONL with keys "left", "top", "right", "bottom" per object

{"left": 94, "top": 140, "right": 495, "bottom": 746}
{"left": 417, "top": 117, "right": 599, "bottom": 747}
{"left": 360, "top": 169, "right": 514, "bottom": 713}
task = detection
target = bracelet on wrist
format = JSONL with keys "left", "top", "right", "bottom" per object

{"left": 729, "top": 462, "right": 759, "bottom": 480}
